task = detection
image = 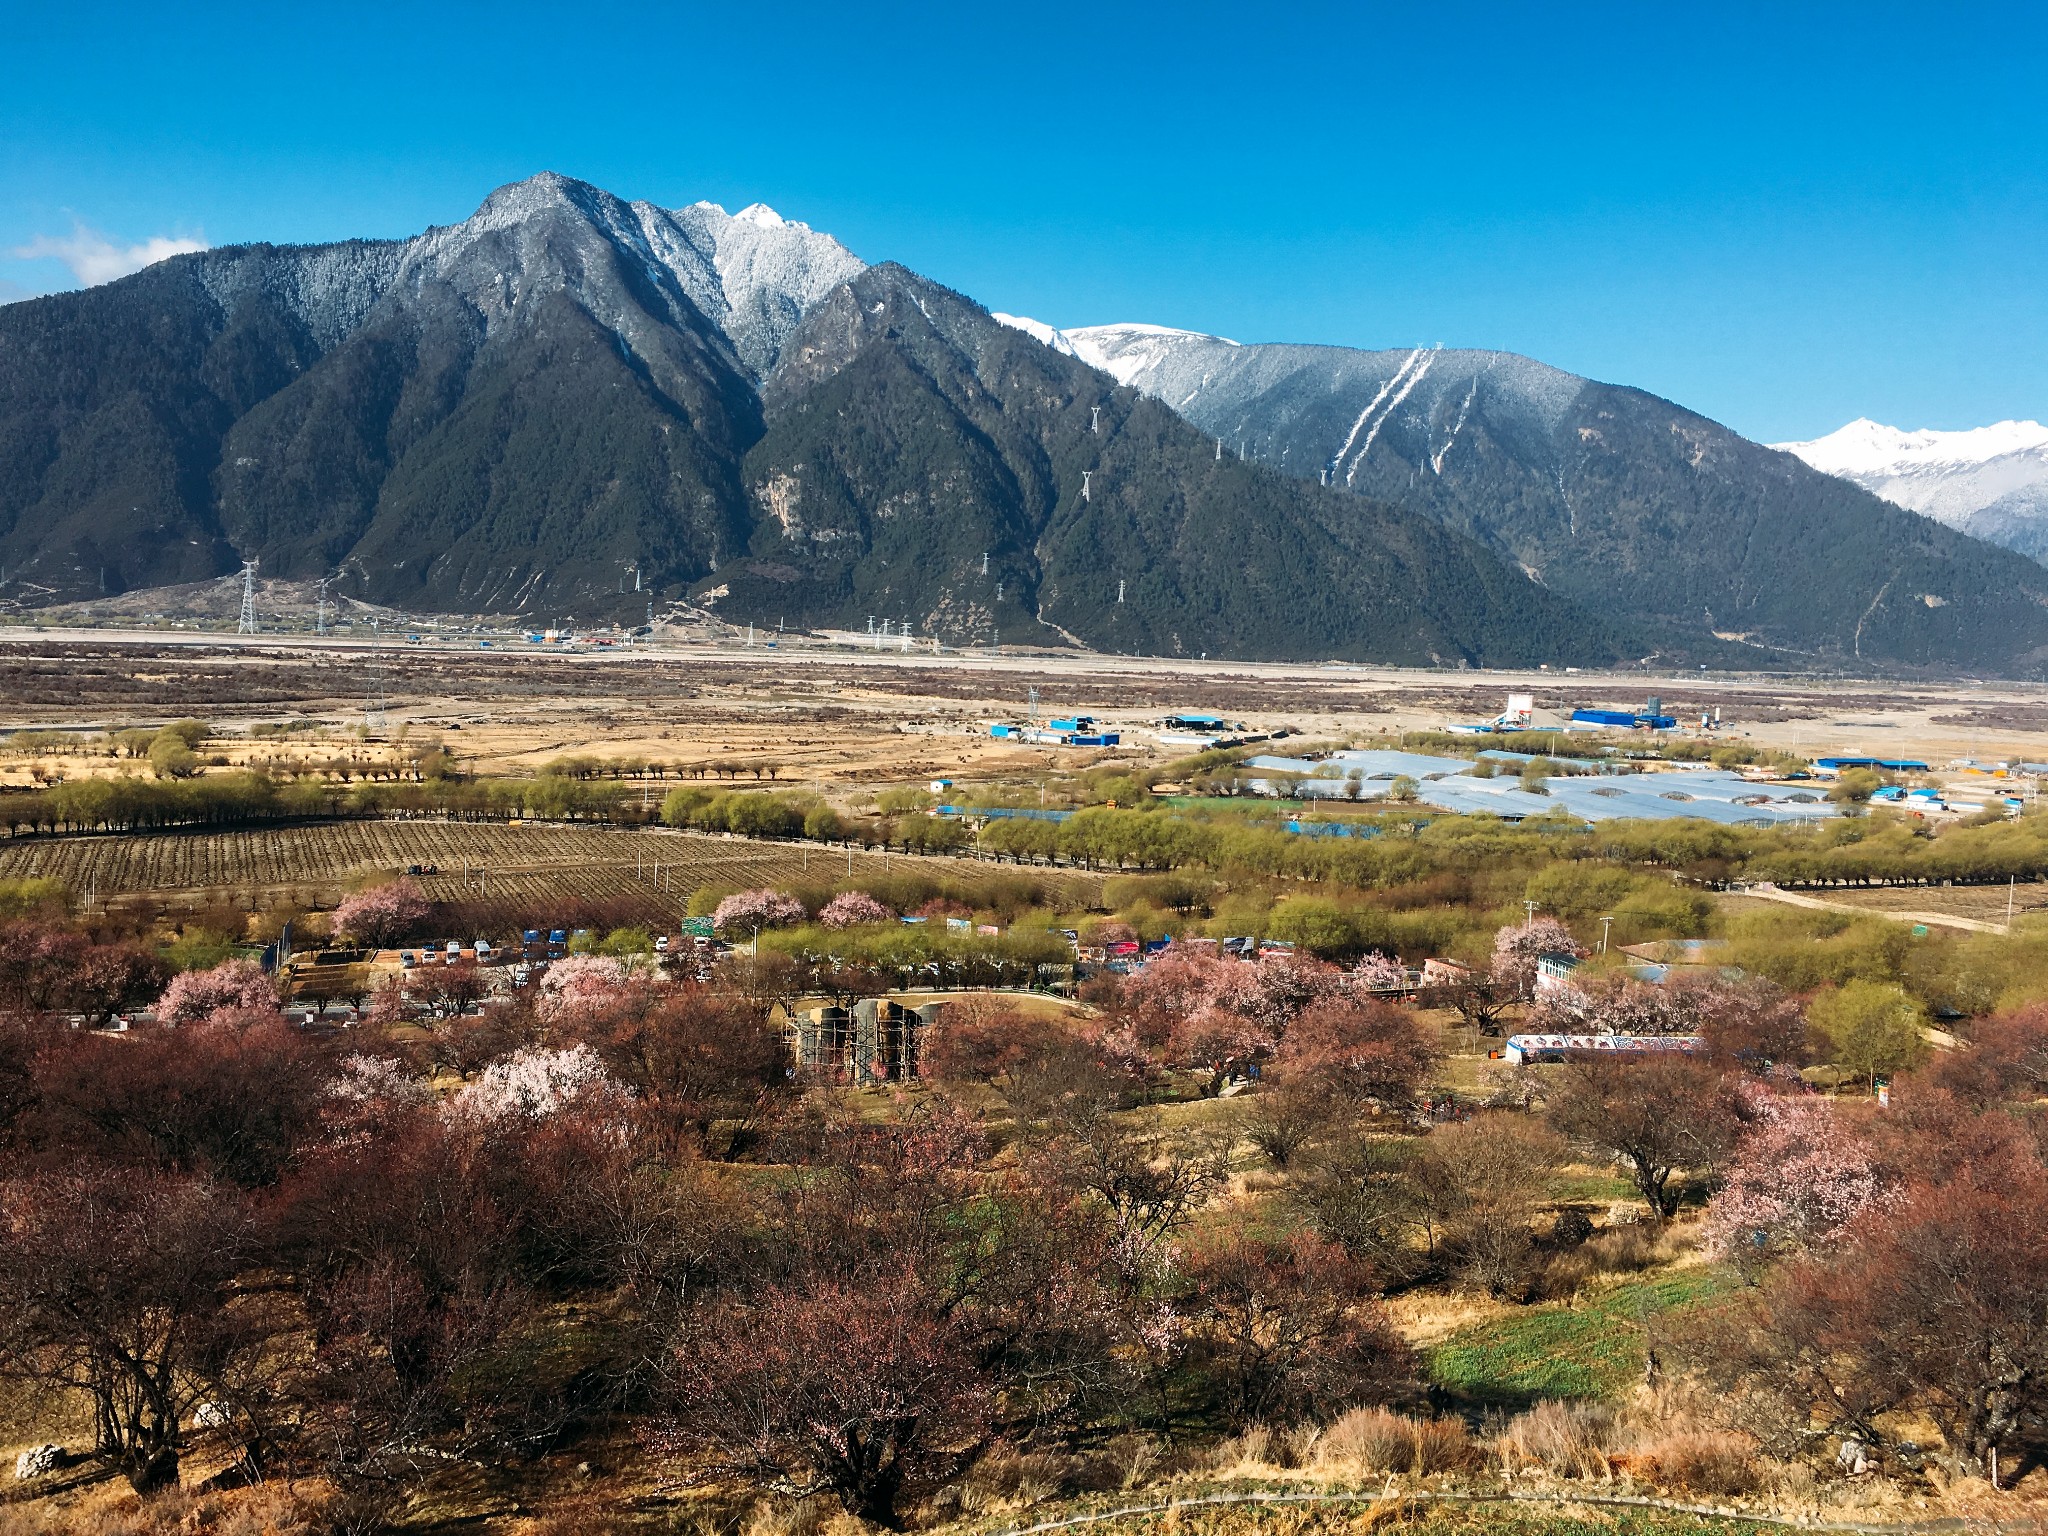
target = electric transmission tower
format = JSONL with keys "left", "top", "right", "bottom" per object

{"left": 236, "top": 561, "right": 259, "bottom": 634}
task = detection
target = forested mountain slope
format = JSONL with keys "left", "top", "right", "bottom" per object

{"left": 0, "top": 175, "right": 1613, "bottom": 666}
{"left": 1058, "top": 325, "right": 2048, "bottom": 673}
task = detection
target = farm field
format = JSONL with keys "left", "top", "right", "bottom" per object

{"left": 0, "top": 821, "right": 1104, "bottom": 915}
{"left": 1812, "top": 878, "right": 2048, "bottom": 925}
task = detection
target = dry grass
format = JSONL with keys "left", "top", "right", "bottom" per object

{"left": 1487, "top": 1399, "right": 1616, "bottom": 1479}
{"left": 1613, "top": 1431, "right": 1761, "bottom": 1496}
{"left": 1818, "top": 881, "right": 2048, "bottom": 924}
{"left": 1313, "top": 1408, "right": 1475, "bottom": 1477}
{"left": 1381, "top": 1291, "right": 1516, "bottom": 1351}
{"left": 1536, "top": 1222, "right": 1685, "bottom": 1300}
{"left": 0, "top": 1485, "right": 322, "bottom": 1536}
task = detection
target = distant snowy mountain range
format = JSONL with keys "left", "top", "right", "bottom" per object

{"left": 1775, "top": 419, "right": 2048, "bottom": 564}
{"left": 1001, "top": 316, "right": 2048, "bottom": 573}
{"left": 988, "top": 314, "right": 2048, "bottom": 668}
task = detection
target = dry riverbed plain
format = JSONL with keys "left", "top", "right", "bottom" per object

{"left": 2, "top": 628, "right": 2045, "bottom": 787}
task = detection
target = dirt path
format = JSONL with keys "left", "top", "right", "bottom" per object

{"left": 1741, "top": 882, "right": 2009, "bottom": 934}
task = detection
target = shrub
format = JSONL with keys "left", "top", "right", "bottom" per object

{"left": 1551, "top": 1208, "right": 1595, "bottom": 1247}
{"left": 1411, "top": 1415, "right": 1477, "bottom": 1474}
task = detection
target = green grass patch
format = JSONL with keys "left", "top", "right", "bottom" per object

{"left": 1426, "top": 1270, "right": 1731, "bottom": 1407}
{"left": 1548, "top": 1172, "right": 1641, "bottom": 1204}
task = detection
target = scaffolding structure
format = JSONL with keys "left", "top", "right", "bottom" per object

{"left": 791, "top": 1000, "right": 939, "bottom": 1084}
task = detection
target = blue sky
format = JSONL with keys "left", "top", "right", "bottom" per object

{"left": 4, "top": 0, "right": 2043, "bottom": 442}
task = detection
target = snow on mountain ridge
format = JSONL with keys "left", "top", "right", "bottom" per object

{"left": 990, "top": 313, "right": 1077, "bottom": 356}
{"left": 1778, "top": 417, "right": 2048, "bottom": 477}
{"left": 1777, "top": 417, "right": 2048, "bottom": 548}
{"left": 1063, "top": 322, "right": 1239, "bottom": 388}
{"left": 361, "top": 176, "right": 866, "bottom": 376}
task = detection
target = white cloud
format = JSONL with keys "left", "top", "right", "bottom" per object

{"left": 11, "top": 222, "right": 208, "bottom": 287}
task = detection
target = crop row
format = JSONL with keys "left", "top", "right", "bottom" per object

{"left": 0, "top": 821, "right": 1103, "bottom": 907}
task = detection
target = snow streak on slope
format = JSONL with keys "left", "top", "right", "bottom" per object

{"left": 1327, "top": 347, "right": 1423, "bottom": 481}
{"left": 1432, "top": 375, "right": 1480, "bottom": 475}
{"left": 672, "top": 200, "right": 866, "bottom": 375}
{"left": 1350, "top": 345, "right": 1438, "bottom": 483}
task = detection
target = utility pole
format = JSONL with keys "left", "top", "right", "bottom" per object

{"left": 1599, "top": 915, "right": 1613, "bottom": 954}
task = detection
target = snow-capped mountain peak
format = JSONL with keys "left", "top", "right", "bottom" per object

{"left": 1776, "top": 416, "right": 2048, "bottom": 533}
{"left": 670, "top": 198, "right": 864, "bottom": 374}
